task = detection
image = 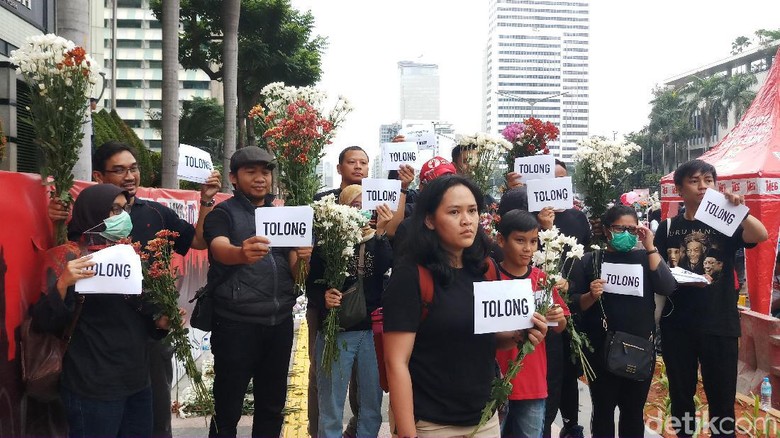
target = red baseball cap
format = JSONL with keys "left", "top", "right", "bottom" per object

{"left": 420, "top": 156, "right": 457, "bottom": 185}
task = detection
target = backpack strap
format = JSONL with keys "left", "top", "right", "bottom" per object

{"left": 417, "top": 265, "right": 435, "bottom": 321}
{"left": 484, "top": 257, "right": 501, "bottom": 281}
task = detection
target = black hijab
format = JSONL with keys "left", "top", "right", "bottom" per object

{"left": 67, "top": 184, "right": 129, "bottom": 242}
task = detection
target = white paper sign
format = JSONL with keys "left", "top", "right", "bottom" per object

{"left": 400, "top": 127, "right": 437, "bottom": 150}
{"left": 177, "top": 144, "right": 214, "bottom": 183}
{"left": 474, "top": 279, "right": 536, "bottom": 334}
{"left": 361, "top": 178, "right": 402, "bottom": 211}
{"left": 514, "top": 155, "right": 556, "bottom": 183}
{"left": 382, "top": 142, "right": 419, "bottom": 171}
{"left": 601, "top": 262, "right": 644, "bottom": 297}
{"left": 255, "top": 206, "right": 313, "bottom": 247}
{"left": 694, "top": 188, "right": 749, "bottom": 237}
{"left": 670, "top": 267, "right": 711, "bottom": 285}
{"left": 526, "top": 177, "right": 574, "bottom": 212}
{"left": 75, "top": 245, "right": 143, "bottom": 295}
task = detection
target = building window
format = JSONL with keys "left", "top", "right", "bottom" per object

{"left": 117, "top": 0, "right": 142, "bottom": 7}
{"left": 149, "top": 100, "right": 162, "bottom": 109}
{"left": 117, "top": 60, "right": 143, "bottom": 68}
{"left": 148, "top": 60, "right": 163, "bottom": 69}
{"left": 148, "top": 40, "right": 163, "bottom": 49}
{"left": 116, "top": 80, "right": 143, "bottom": 88}
{"left": 149, "top": 20, "right": 162, "bottom": 29}
{"left": 148, "top": 80, "right": 162, "bottom": 88}
{"left": 125, "top": 120, "right": 143, "bottom": 128}
{"left": 117, "top": 19, "right": 143, "bottom": 28}
{"left": 116, "top": 100, "right": 143, "bottom": 108}
{"left": 182, "top": 81, "right": 210, "bottom": 90}
{"left": 117, "top": 40, "right": 143, "bottom": 49}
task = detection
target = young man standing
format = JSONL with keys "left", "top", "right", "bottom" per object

{"left": 49, "top": 140, "right": 221, "bottom": 438}
{"left": 655, "top": 159, "right": 767, "bottom": 437}
{"left": 204, "top": 146, "right": 311, "bottom": 437}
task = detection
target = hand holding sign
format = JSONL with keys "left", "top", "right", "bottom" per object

{"left": 58, "top": 254, "right": 96, "bottom": 293}
{"left": 382, "top": 142, "right": 419, "bottom": 171}
{"left": 241, "top": 235, "right": 271, "bottom": 264}
{"left": 694, "top": 188, "right": 749, "bottom": 237}
{"left": 255, "top": 206, "right": 314, "bottom": 247}
{"left": 362, "top": 178, "right": 402, "bottom": 211}
{"left": 600, "top": 262, "right": 644, "bottom": 297}
{"left": 75, "top": 245, "right": 143, "bottom": 295}
{"left": 514, "top": 155, "right": 555, "bottom": 183}
{"left": 526, "top": 177, "right": 574, "bottom": 212}
{"left": 473, "top": 279, "right": 536, "bottom": 334}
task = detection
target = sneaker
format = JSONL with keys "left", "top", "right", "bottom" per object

{"left": 560, "top": 424, "right": 585, "bottom": 438}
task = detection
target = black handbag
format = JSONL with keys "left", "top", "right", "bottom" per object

{"left": 339, "top": 244, "right": 367, "bottom": 329}
{"left": 189, "top": 267, "right": 239, "bottom": 332}
{"left": 599, "top": 298, "right": 654, "bottom": 381}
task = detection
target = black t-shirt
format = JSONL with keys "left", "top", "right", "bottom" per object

{"left": 569, "top": 250, "right": 676, "bottom": 349}
{"left": 130, "top": 198, "right": 195, "bottom": 256}
{"left": 382, "top": 263, "right": 496, "bottom": 426}
{"left": 654, "top": 216, "right": 755, "bottom": 337}
{"left": 314, "top": 188, "right": 341, "bottom": 202}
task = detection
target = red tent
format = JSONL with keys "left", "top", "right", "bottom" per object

{"left": 660, "top": 47, "right": 780, "bottom": 314}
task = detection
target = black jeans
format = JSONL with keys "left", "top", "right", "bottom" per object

{"left": 588, "top": 355, "right": 653, "bottom": 438}
{"left": 209, "top": 316, "right": 294, "bottom": 438}
{"left": 544, "top": 330, "right": 582, "bottom": 437}
{"left": 661, "top": 326, "right": 738, "bottom": 438}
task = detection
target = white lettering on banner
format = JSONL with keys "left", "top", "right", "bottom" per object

{"left": 513, "top": 155, "right": 555, "bottom": 183}
{"left": 526, "top": 177, "right": 574, "bottom": 212}
{"left": 255, "top": 206, "right": 314, "bottom": 247}
{"left": 177, "top": 144, "right": 214, "bottom": 184}
{"left": 693, "top": 188, "right": 749, "bottom": 237}
{"left": 600, "top": 262, "right": 644, "bottom": 298}
{"left": 382, "top": 142, "right": 419, "bottom": 171}
{"left": 362, "top": 178, "right": 402, "bottom": 211}
{"left": 75, "top": 245, "right": 143, "bottom": 295}
{"left": 474, "top": 279, "right": 536, "bottom": 334}
{"left": 156, "top": 198, "right": 199, "bottom": 224}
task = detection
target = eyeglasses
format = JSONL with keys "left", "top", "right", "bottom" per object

{"left": 110, "top": 204, "right": 132, "bottom": 215}
{"left": 610, "top": 225, "right": 639, "bottom": 235}
{"left": 104, "top": 166, "right": 140, "bottom": 176}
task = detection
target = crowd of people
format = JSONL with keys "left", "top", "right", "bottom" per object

{"left": 30, "top": 139, "right": 768, "bottom": 438}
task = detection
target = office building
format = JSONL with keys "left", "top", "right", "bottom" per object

{"left": 482, "top": 0, "right": 590, "bottom": 162}
{"left": 399, "top": 61, "right": 440, "bottom": 120}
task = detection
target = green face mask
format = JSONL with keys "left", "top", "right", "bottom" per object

{"left": 609, "top": 230, "right": 637, "bottom": 252}
{"left": 100, "top": 211, "right": 133, "bottom": 241}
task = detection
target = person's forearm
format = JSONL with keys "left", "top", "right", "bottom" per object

{"left": 553, "top": 317, "right": 567, "bottom": 333}
{"left": 211, "top": 243, "right": 247, "bottom": 265}
{"left": 385, "top": 194, "right": 406, "bottom": 238}
{"left": 579, "top": 292, "right": 598, "bottom": 311}
{"left": 742, "top": 215, "right": 768, "bottom": 244}
{"left": 647, "top": 249, "right": 663, "bottom": 271}
{"left": 190, "top": 204, "right": 215, "bottom": 250}
{"left": 387, "top": 362, "right": 416, "bottom": 437}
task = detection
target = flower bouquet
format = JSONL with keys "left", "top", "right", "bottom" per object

{"left": 311, "top": 194, "right": 367, "bottom": 374}
{"left": 250, "top": 82, "right": 352, "bottom": 293}
{"left": 140, "top": 230, "right": 213, "bottom": 416}
{"left": 455, "top": 132, "right": 511, "bottom": 196}
{"left": 471, "top": 226, "right": 588, "bottom": 437}
{"left": 572, "top": 137, "right": 640, "bottom": 222}
{"left": 479, "top": 203, "right": 500, "bottom": 242}
{"left": 501, "top": 117, "right": 559, "bottom": 161}
{"left": 10, "top": 34, "right": 100, "bottom": 244}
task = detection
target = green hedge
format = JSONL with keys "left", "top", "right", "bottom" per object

{"left": 92, "top": 109, "right": 161, "bottom": 187}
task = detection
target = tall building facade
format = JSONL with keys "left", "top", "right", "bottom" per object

{"left": 103, "top": 0, "right": 217, "bottom": 150}
{"left": 399, "top": 61, "right": 440, "bottom": 120}
{"left": 482, "top": 0, "right": 590, "bottom": 162}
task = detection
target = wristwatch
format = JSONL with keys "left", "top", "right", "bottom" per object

{"left": 200, "top": 198, "right": 215, "bottom": 207}
{"left": 646, "top": 248, "right": 659, "bottom": 255}
{"left": 400, "top": 188, "right": 409, "bottom": 195}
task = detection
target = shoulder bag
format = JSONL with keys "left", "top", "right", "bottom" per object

{"left": 339, "top": 244, "right": 368, "bottom": 329}
{"left": 189, "top": 267, "right": 239, "bottom": 332}
{"left": 21, "top": 295, "right": 85, "bottom": 402}
{"left": 599, "top": 297, "right": 654, "bottom": 381}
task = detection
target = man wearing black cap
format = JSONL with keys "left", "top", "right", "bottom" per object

{"left": 203, "top": 146, "right": 312, "bottom": 437}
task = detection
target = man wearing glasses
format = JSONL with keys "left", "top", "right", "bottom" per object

{"left": 48, "top": 140, "right": 221, "bottom": 438}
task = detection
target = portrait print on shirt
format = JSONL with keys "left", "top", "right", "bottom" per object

{"left": 671, "top": 229, "right": 726, "bottom": 284}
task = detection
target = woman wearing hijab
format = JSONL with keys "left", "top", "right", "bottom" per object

{"left": 31, "top": 184, "right": 170, "bottom": 438}
{"left": 305, "top": 184, "right": 394, "bottom": 438}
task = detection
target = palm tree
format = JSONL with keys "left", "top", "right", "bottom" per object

{"left": 161, "top": 0, "right": 180, "bottom": 189}
{"left": 680, "top": 75, "right": 728, "bottom": 151}
{"left": 222, "top": 0, "right": 240, "bottom": 192}
{"left": 731, "top": 36, "right": 752, "bottom": 55}
{"left": 648, "top": 88, "right": 694, "bottom": 171}
{"left": 721, "top": 72, "right": 757, "bottom": 126}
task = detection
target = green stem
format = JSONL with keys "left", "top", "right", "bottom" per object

{"left": 320, "top": 307, "right": 341, "bottom": 375}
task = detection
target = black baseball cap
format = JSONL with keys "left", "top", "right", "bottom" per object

{"left": 229, "top": 146, "right": 276, "bottom": 174}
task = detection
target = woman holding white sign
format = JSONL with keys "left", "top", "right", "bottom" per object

{"left": 31, "top": 184, "right": 171, "bottom": 438}
{"left": 382, "top": 175, "right": 548, "bottom": 438}
{"left": 568, "top": 205, "right": 675, "bottom": 438}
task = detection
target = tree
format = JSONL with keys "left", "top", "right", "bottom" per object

{"left": 680, "top": 75, "right": 728, "bottom": 150}
{"left": 648, "top": 88, "right": 694, "bottom": 171}
{"left": 722, "top": 72, "right": 758, "bottom": 125}
{"left": 161, "top": 0, "right": 180, "bottom": 188}
{"left": 755, "top": 28, "right": 780, "bottom": 46}
{"left": 731, "top": 36, "right": 752, "bottom": 55}
{"left": 222, "top": 0, "right": 240, "bottom": 191}
{"left": 150, "top": 0, "right": 326, "bottom": 151}
{"left": 148, "top": 97, "right": 225, "bottom": 161}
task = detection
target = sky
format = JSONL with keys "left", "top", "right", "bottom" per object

{"left": 289, "top": 0, "right": 780, "bottom": 168}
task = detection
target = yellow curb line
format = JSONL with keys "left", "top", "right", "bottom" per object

{"left": 283, "top": 318, "right": 310, "bottom": 437}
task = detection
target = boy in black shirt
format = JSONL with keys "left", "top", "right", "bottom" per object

{"left": 654, "top": 160, "right": 767, "bottom": 437}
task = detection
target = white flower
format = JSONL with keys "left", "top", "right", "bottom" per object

{"left": 566, "top": 244, "right": 584, "bottom": 260}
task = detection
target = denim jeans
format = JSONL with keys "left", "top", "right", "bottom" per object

{"left": 315, "top": 329, "right": 382, "bottom": 438}
{"left": 501, "top": 398, "right": 546, "bottom": 438}
{"left": 61, "top": 385, "right": 152, "bottom": 438}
